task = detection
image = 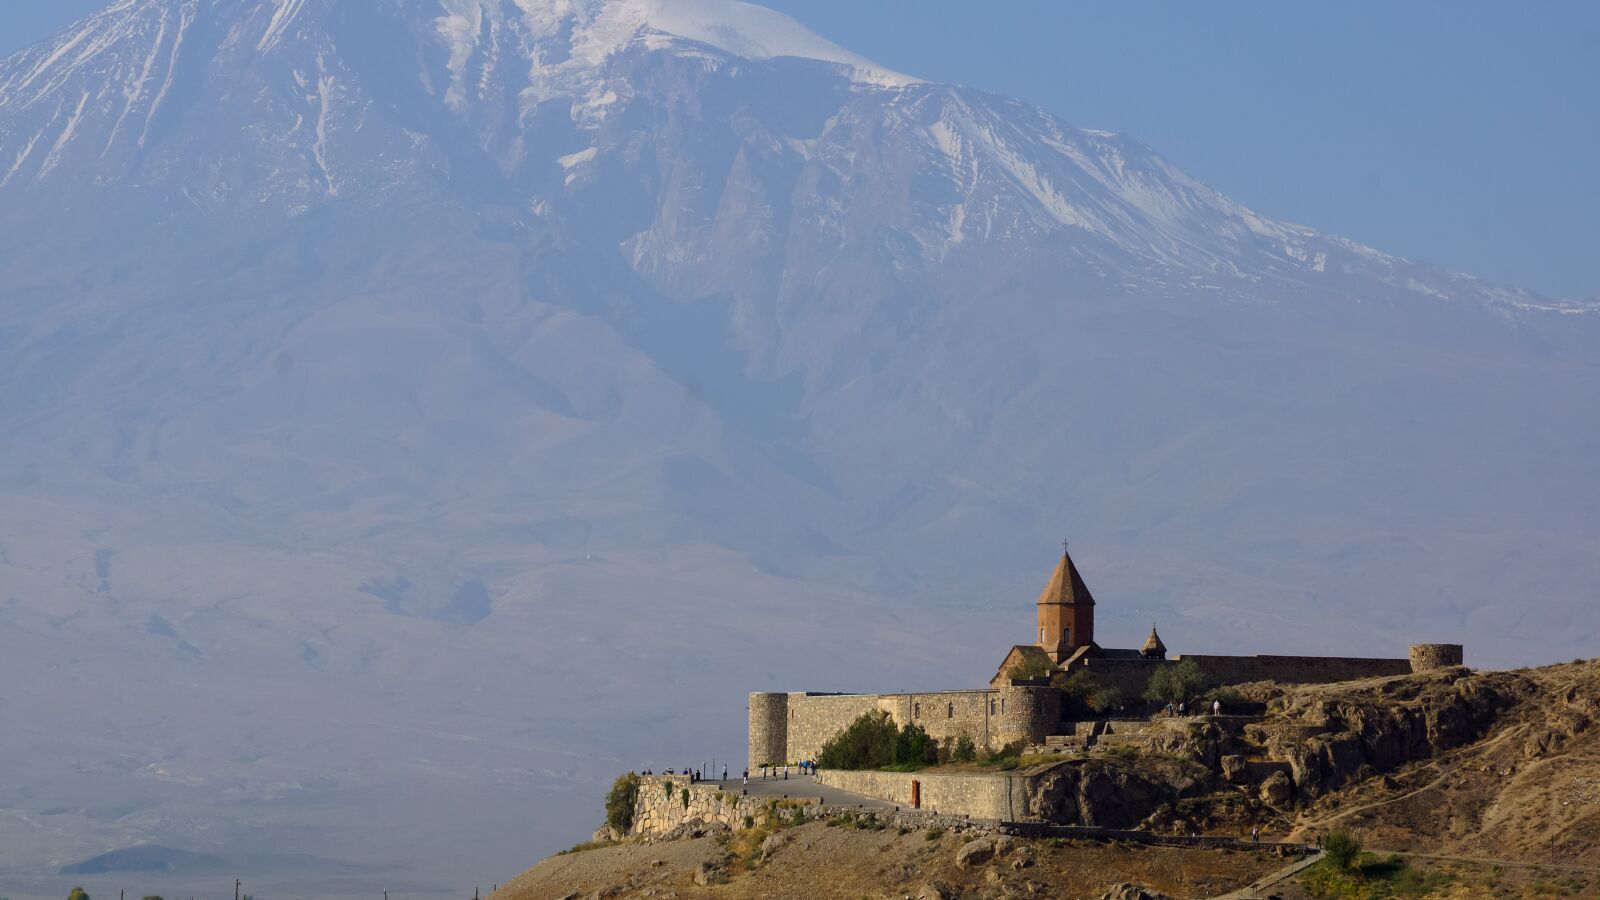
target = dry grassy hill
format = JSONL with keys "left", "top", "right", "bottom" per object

{"left": 1284, "top": 658, "right": 1600, "bottom": 866}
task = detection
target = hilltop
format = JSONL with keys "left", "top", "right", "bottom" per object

{"left": 496, "top": 659, "right": 1600, "bottom": 899}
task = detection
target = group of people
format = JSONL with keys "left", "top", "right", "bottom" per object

{"left": 741, "top": 760, "right": 821, "bottom": 783}
{"left": 1161, "top": 699, "right": 1226, "bottom": 718}
{"left": 640, "top": 762, "right": 828, "bottom": 785}
{"left": 640, "top": 765, "right": 731, "bottom": 783}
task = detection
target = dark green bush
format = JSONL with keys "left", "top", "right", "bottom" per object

{"left": 816, "top": 711, "right": 938, "bottom": 770}
{"left": 605, "top": 772, "right": 641, "bottom": 834}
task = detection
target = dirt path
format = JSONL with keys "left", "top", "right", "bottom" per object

{"left": 1372, "top": 849, "right": 1600, "bottom": 877}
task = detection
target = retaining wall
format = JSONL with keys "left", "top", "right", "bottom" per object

{"left": 627, "top": 776, "right": 999, "bottom": 838}
{"left": 818, "top": 769, "right": 1029, "bottom": 821}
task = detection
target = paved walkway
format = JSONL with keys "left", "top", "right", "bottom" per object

{"left": 700, "top": 774, "right": 898, "bottom": 809}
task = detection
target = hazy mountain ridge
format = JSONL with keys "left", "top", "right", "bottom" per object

{"left": 0, "top": 2, "right": 1596, "bottom": 898}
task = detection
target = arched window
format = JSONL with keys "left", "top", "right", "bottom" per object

{"left": 1000, "top": 698, "right": 1006, "bottom": 714}
{"left": 989, "top": 698, "right": 996, "bottom": 715}
{"left": 1039, "top": 626, "right": 1045, "bottom": 643}
{"left": 1063, "top": 627, "right": 1071, "bottom": 647}
{"left": 914, "top": 702, "right": 921, "bottom": 718}
{"left": 946, "top": 702, "right": 954, "bottom": 719}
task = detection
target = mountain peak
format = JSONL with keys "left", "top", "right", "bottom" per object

{"left": 432, "top": 0, "right": 920, "bottom": 89}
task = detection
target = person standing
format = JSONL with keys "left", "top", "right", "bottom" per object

{"left": 1212, "top": 698, "right": 1222, "bottom": 717}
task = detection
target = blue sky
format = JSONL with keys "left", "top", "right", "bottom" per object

{"left": 3, "top": 0, "right": 1595, "bottom": 299}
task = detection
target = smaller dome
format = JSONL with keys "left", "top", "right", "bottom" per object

{"left": 1142, "top": 626, "right": 1167, "bottom": 659}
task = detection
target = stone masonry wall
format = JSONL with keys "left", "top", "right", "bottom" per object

{"left": 767, "top": 688, "right": 1056, "bottom": 767}
{"left": 748, "top": 693, "right": 789, "bottom": 768}
{"left": 781, "top": 693, "right": 881, "bottom": 767}
{"left": 627, "top": 775, "right": 1002, "bottom": 838}
{"left": 1073, "top": 654, "right": 1413, "bottom": 703}
{"left": 1179, "top": 654, "right": 1413, "bottom": 687}
{"left": 818, "top": 769, "right": 1031, "bottom": 821}
{"left": 1409, "top": 644, "right": 1464, "bottom": 671}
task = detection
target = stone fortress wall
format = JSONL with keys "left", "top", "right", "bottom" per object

{"left": 751, "top": 645, "right": 1461, "bottom": 768}
{"left": 749, "top": 686, "right": 1058, "bottom": 767}
{"left": 1077, "top": 653, "right": 1420, "bottom": 702}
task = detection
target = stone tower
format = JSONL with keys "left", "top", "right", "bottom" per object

{"left": 1037, "top": 544, "right": 1096, "bottom": 664}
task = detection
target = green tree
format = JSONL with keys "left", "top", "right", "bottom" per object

{"left": 1144, "top": 660, "right": 1208, "bottom": 705}
{"left": 1322, "top": 829, "right": 1362, "bottom": 871}
{"left": 604, "top": 771, "right": 641, "bottom": 835}
{"left": 952, "top": 735, "right": 977, "bottom": 763}
{"left": 818, "top": 711, "right": 940, "bottom": 770}
{"left": 1052, "top": 668, "right": 1107, "bottom": 718}
{"left": 1090, "top": 684, "right": 1125, "bottom": 714}
{"left": 67, "top": 889, "right": 91, "bottom": 900}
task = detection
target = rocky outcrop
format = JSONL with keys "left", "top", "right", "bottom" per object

{"left": 1247, "top": 668, "right": 1531, "bottom": 799}
{"left": 1026, "top": 758, "right": 1216, "bottom": 827}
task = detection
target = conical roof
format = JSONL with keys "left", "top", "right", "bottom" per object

{"left": 1142, "top": 626, "right": 1166, "bottom": 655}
{"left": 1036, "top": 545, "right": 1096, "bottom": 606}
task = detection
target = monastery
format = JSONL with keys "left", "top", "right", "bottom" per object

{"left": 749, "top": 545, "right": 1463, "bottom": 767}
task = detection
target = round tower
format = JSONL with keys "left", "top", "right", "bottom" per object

{"left": 1409, "top": 644, "right": 1465, "bottom": 672}
{"left": 748, "top": 693, "right": 790, "bottom": 768}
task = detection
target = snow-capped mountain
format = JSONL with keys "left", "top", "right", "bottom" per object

{"left": 0, "top": 2, "right": 1596, "bottom": 897}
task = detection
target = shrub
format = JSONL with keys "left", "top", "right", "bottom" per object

{"left": 681, "top": 787, "right": 691, "bottom": 809}
{"left": 1323, "top": 829, "right": 1362, "bottom": 871}
{"left": 605, "top": 772, "right": 641, "bottom": 835}
{"left": 952, "top": 735, "right": 977, "bottom": 763}
{"left": 743, "top": 814, "right": 755, "bottom": 829}
{"left": 924, "top": 828, "right": 944, "bottom": 841}
{"left": 68, "top": 889, "right": 91, "bottom": 900}
{"left": 1205, "top": 686, "right": 1245, "bottom": 709}
{"left": 1144, "top": 660, "right": 1208, "bottom": 705}
{"left": 817, "top": 711, "right": 938, "bottom": 770}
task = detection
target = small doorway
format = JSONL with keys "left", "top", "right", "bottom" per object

{"left": 911, "top": 779, "right": 921, "bottom": 809}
